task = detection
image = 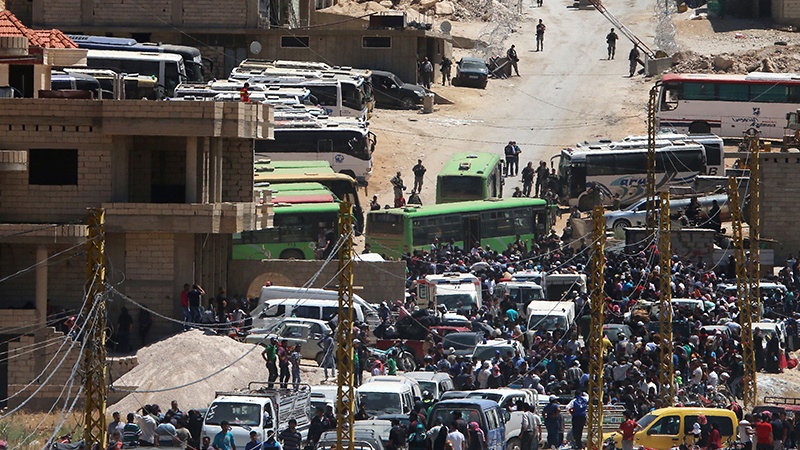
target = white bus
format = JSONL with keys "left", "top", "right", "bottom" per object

{"left": 556, "top": 141, "right": 708, "bottom": 210}
{"left": 657, "top": 72, "right": 800, "bottom": 139}
{"left": 254, "top": 117, "right": 375, "bottom": 186}
{"left": 575, "top": 132, "right": 725, "bottom": 176}
{"left": 230, "top": 68, "right": 368, "bottom": 120}
{"left": 84, "top": 49, "right": 187, "bottom": 97}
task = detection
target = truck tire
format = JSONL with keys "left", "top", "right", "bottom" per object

{"left": 506, "top": 438, "right": 522, "bottom": 450}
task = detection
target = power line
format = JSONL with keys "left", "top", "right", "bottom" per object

{"left": 0, "top": 239, "right": 93, "bottom": 286}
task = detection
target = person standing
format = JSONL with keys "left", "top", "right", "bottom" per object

{"left": 536, "top": 20, "right": 546, "bottom": 51}
{"left": 420, "top": 57, "right": 434, "bottom": 89}
{"left": 507, "top": 45, "right": 520, "bottom": 76}
{"left": 441, "top": 57, "right": 452, "bottom": 86}
{"left": 245, "top": 431, "right": 262, "bottom": 450}
{"left": 521, "top": 162, "right": 535, "bottom": 197}
{"left": 122, "top": 413, "right": 142, "bottom": 448}
{"left": 262, "top": 337, "right": 279, "bottom": 389}
{"left": 518, "top": 401, "right": 533, "bottom": 450}
{"left": 755, "top": 414, "right": 774, "bottom": 450}
{"left": 447, "top": 423, "right": 466, "bottom": 450}
{"left": 391, "top": 171, "right": 406, "bottom": 204}
{"left": 504, "top": 141, "right": 521, "bottom": 177}
{"left": 290, "top": 344, "right": 302, "bottom": 391}
{"left": 278, "top": 419, "right": 302, "bottom": 450}
{"left": 535, "top": 161, "right": 549, "bottom": 197}
{"left": 543, "top": 396, "right": 563, "bottom": 449}
{"left": 370, "top": 195, "right": 381, "bottom": 211}
{"left": 568, "top": 390, "right": 589, "bottom": 450}
{"left": 108, "top": 411, "right": 126, "bottom": 443}
{"left": 240, "top": 82, "right": 251, "bottom": 103}
{"left": 628, "top": 46, "right": 640, "bottom": 77}
{"left": 188, "top": 284, "right": 204, "bottom": 324}
{"left": 319, "top": 333, "right": 335, "bottom": 381}
{"left": 278, "top": 340, "right": 291, "bottom": 388}
{"left": 618, "top": 411, "right": 640, "bottom": 450}
{"left": 412, "top": 159, "right": 427, "bottom": 192}
{"left": 606, "top": 28, "right": 619, "bottom": 59}
{"left": 180, "top": 284, "right": 191, "bottom": 331}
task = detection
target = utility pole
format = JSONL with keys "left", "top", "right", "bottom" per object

{"left": 746, "top": 130, "right": 761, "bottom": 315}
{"left": 83, "top": 208, "right": 107, "bottom": 449}
{"left": 586, "top": 205, "right": 606, "bottom": 450}
{"left": 335, "top": 202, "right": 356, "bottom": 450}
{"left": 657, "top": 192, "right": 674, "bottom": 406}
{"left": 645, "top": 83, "right": 660, "bottom": 232}
{"left": 728, "top": 177, "right": 756, "bottom": 410}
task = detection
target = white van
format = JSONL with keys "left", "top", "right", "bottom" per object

{"left": 259, "top": 285, "right": 380, "bottom": 327}
{"left": 251, "top": 298, "right": 366, "bottom": 330}
{"left": 543, "top": 273, "right": 586, "bottom": 301}
{"left": 364, "top": 375, "right": 422, "bottom": 400}
{"left": 403, "top": 372, "right": 455, "bottom": 400}
{"left": 493, "top": 281, "right": 545, "bottom": 316}
{"left": 419, "top": 272, "right": 482, "bottom": 311}
{"left": 357, "top": 381, "right": 415, "bottom": 416}
{"left": 525, "top": 301, "right": 575, "bottom": 334}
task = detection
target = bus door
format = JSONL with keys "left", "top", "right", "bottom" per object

{"left": 462, "top": 215, "right": 480, "bottom": 246}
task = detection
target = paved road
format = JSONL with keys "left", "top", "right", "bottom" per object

{"left": 365, "top": 0, "right": 658, "bottom": 211}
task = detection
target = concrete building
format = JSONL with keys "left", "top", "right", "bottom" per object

{"left": 760, "top": 152, "right": 800, "bottom": 264}
{"left": 4, "top": 1, "right": 452, "bottom": 82}
{"left": 0, "top": 14, "right": 273, "bottom": 407}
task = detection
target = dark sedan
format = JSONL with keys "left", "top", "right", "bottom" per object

{"left": 371, "top": 70, "right": 427, "bottom": 109}
{"left": 454, "top": 57, "right": 489, "bottom": 88}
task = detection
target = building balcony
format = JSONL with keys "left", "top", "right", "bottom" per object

{"left": 101, "top": 202, "right": 261, "bottom": 234}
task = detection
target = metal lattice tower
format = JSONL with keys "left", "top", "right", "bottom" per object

{"left": 657, "top": 192, "right": 674, "bottom": 406}
{"left": 746, "top": 131, "right": 762, "bottom": 315}
{"left": 645, "top": 83, "right": 660, "bottom": 231}
{"left": 336, "top": 202, "right": 356, "bottom": 450}
{"left": 728, "top": 177, "right": 757, "bottom": 410}
{"left": 83, "top": 208, "right": 107, "bottom": 449}
{"left": 586, "top": 205, "right": 606, "bottom": 450}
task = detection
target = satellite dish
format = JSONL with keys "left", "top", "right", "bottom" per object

{"left": 250, "top": 41, "right": 263, "bottom": 54}
{"left": 440, "top": 21, "right": 452, "bottom": 33}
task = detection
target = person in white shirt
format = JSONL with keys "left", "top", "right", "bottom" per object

{"left": 135, "top": 405, "right": 159, "bottom": 446}
{"left": 738, "top": 415, "right": 754, "bottom": 450}
{"left": 447, "top": 423, "right": 466, "bottom": 450}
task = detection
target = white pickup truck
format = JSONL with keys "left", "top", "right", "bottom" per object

{"left": 202, "top": 383, "right": 311, "bottom": 448}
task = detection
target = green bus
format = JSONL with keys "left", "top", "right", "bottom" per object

{"left": 233, "top": 202, "right": 340, "bottom": 260}
{"left": 366, "top": 197, "right": 550, "bottom": 256}
{"left": 436, "top": 152, "right": 504, "bottom": 204}
{"left": 255, "top": 182, "right": 337, "bottom": 204}
{"left": 254, "top": 166, "right": 363, "bottom": 232}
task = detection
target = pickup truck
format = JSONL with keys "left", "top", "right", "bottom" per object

{"left": 202, "top": 383, "right": 311, "bottom": 448}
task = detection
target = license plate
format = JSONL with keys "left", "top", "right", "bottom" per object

{"left": 469, "top": 75, "right": 479, "bottom": 79}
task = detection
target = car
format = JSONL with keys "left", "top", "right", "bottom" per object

{"left": 371, "top": 70, "right": 426, "bottom": 109}
{"left": 454, "top": 57, "right": 489, "bottom": 89}
{"left": 317, "top": 429, "right": 385, "bottom": 450}
{"left": 602, "top": 324, "right": 633, "bottom": 344}
{"left": 244, "top": 318, "right": 332, "bottom": 363}
{"left": 603, "top": 193, "right": 730, "bottom": 232}
{"left": 442, "top": 331, "right": 484, "bottom": 357}
{"left": 403, "top": 372, "right": 455, "bottom": 400}
{"left": 471, "top": 339, "right": 525, "bottom": 363}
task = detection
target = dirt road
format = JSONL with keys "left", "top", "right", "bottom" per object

{"left": 365, "top": 0, "right": 657, "bottom": 210}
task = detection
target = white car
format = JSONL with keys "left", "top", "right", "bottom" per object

{"left": 604, "top": 193, "right": 729, "bottom": 232}
{"left": 471, "top": 339, "right": 526, "bottom": 363}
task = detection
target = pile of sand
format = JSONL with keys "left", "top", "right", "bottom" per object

{"left": 108, "top": 330, "right": 330, "bottom": 415}
{"left": 671, "top": 45, "right": 800, "bottom": 74}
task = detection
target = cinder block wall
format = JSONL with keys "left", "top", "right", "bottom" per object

{"left": 624, "top": 228, "right": 715, "bottom": 264}
{"left": 761, "top": 154, "right": 800, "bottom": 264}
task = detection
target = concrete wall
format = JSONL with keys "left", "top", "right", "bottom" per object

{"left": 624, "top": 227, "right": 716, "bottom": 264}
{"left": 773, "top": 0, "right": 800, "bottom": 25}
{"left": 228, "top": 259, "right": 407, "bottom": 303}
{"left": 0, "top": 243, "right": 85, "bottom": 309}
{"left": 760, "top": 153, "right": 800, "bottom": 264}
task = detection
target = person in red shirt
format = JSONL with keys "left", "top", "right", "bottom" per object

{"left": 755, "top": 414, "right": 774, "bottom": 450}
{"left": 240, "top": 82, "right": 251, "bottom": 103}
{"left": 618, "top": 410, "right": 640, "bottom": 450}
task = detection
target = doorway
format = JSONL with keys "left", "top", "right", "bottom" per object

{"left": 9, "top": 65, "right": 34, "bottom": 98}
{"left": 462, "top": 215, "right": 480, "bottom": 248}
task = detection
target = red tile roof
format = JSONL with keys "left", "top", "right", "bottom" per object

{"left": 0, "top": 10, "right": 77, "bottom": 49}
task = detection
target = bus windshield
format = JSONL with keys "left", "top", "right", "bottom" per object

{"left": 439, "top": 176, "right": 483, "bottom": 199}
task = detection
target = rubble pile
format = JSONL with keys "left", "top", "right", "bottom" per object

{"left": 671, "top": 44, "right": 800, "bottom": 73}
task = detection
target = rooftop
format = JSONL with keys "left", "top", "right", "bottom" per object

{"left": 0, "top": 11, "right": 77, "bottom": 49}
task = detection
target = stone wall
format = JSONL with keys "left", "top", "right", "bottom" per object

{"left": 227, "top": 259, "right": 407, "bottom": 304}
{"left": 624, "top": 227, "right": 715, "bottom": 264}
{"left": 760, "top": 153, "right": 800, "bottom": 264}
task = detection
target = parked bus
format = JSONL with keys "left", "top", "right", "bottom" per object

{"left": 366, "top": 197, "right": 551, "bottom": 257}
{"left": 574, "top": 132, "right": 725, "bottom": 176}
{"left": 84, "top": 49, "right": 187, "bottom": 97}
{"left": 254, "top": 159, "right": 334, "bottom": 172}
{"left": 254, "top": 118, "right": 375, "bottom": 186}
{"left": 657, "top": 72, "right": 800, "bottom": 139}
{"left": 50, "top": 71, "right": 102, "bottom": 99}
{"left": 252, "top": 165, "right": 364, "bottom": 233}
{"left": 68, "top": 34, "right": 206, "bottom": 82}
{"left": 238, "top": 59, "right": 375, "bottom": 115}
{"left": 555, "top": 142, "right": 708, "bottom": 210}
{"left": 436, "top": 152, "right": 504, "bottom": 203}
{"left": 233, "top": 202, "right": 340, "bottom": 260}
{"left": 256, "top": 182, "right": 337, "bottom": 204}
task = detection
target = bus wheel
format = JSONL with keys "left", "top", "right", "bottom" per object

{"left": 280, "top": 249, "right": 305, "bottom": 260}
{"left": 688, "top": 121, "right": 711, "bottom": 134}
